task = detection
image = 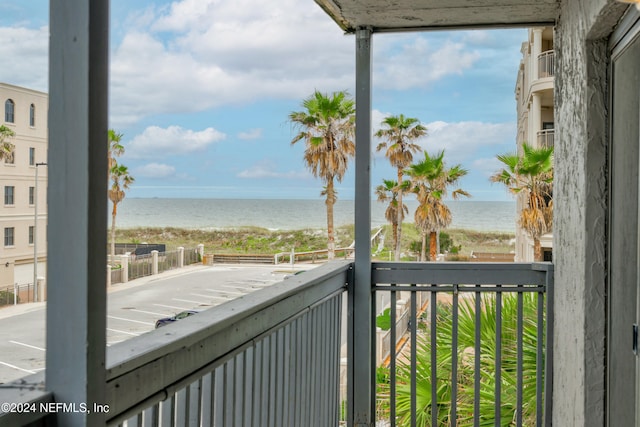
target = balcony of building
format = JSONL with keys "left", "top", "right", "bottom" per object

{"left": 537, "top": 129, "right": 555, "bottom": 148}
{"left": 0, "top": 261, "right": 553, "bottom": 426}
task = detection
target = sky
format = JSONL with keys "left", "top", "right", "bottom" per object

{"left": 0, "top": 0, "right": 528, "bottom": 201}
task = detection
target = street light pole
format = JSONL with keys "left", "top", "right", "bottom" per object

{"left": 34, "top": 162, "right": 47, "bottom": 302}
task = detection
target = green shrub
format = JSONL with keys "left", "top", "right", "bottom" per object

{"left": 0, "top": 290, "right": 18, "bottom": 306}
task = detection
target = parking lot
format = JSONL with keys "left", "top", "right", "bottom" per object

{"left": 0, "top": 264, "right": 297, "bottom": 383}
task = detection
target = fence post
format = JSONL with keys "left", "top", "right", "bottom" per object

{"left": 37, "top": 277, "right": 46, "bottom": 302}
{"left": 197, "top": 244, "right": 204, "bottom": 260}
{"left": 13, "top": 283, "right": 17, "bottom": 305}
{"left": 178, "top": 247, "right": 184, "bottom": 268}
{"left": 106, "top": 264, "right": 112, "bottom": 287}
{"left": 120, "top": 253, "right": 129, "bottom": 283}
{"left": 152, "top": 250, "right": 159, "bottom": 275}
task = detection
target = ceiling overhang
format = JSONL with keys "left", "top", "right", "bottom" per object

{"left": 314, "top": 0, "right": 559, "bottom": 33}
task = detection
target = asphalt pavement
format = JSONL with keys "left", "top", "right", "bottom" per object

{"left": 0, "top": 263, "right": 308, "bottom": 384}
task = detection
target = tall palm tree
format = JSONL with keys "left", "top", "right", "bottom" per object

{"left": 109, "top": 163, "right": 134, "bottom": 260}
{"left": 375, "top": 179, "right": 409, "bottom": 256}
{"left": 376, "top": 115, "right": 427, "bottom": 261}
{"left": 407, "top": 150, "right": 469, "bottom": 261}
{"left": 0, "top": 125, "right": 16, "bottom": 160}
{"left": 108, "top": 129, "right": 124, "bottom": 169}
{"left": 491, "top": 143, "right": 553, "bottom": 261}
{"left": 289, "top": 90, "right": 355, "bottom": 260}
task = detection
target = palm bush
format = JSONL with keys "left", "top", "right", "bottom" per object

{"left": 386, "top": 292, "right": 544, "bottom": 426}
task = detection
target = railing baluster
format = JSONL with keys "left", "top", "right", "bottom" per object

{"left": 496, "top": 285, "right": 502, "bottom": 426}
{"left": 451, "top": 284, "right": 459, "bottom": 427}
{"left": 474, "top": 285, "right": 481, "bottom": 427}
{"left": 431, "top": 286, "right": 438, "bottom": 427}
{"left": 537, "top": 289, "right": 544, "bottom": 427}
{"left": 411, "top": 289, "right": 417, "bottom": 427}
{"left": 390, "top": 290, "right": 397, "bottom": 427}
{"left": 201, "top": 372, "right": 212, "bottom": 425}
{"left": 517, "top": 288, "right": 524, "bottom": 427}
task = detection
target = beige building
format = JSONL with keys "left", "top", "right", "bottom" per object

{"left": 513, "top": 28, "right": 554, "bottom": 262}
{"left": 0, "top": 83, "right": 48, "bottom": 287}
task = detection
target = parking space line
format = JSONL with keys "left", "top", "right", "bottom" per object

{"left": 0, "top": 361, "right": 36, "bottom": 374}
{"left": 153, "top": 303, "right": 191, "bottom": 311}
{"left": 204, "top": 289, "right": 246, "bottom": 296}
{"left": 107, "top": 328, "right": 140, "bottom": 336}
{"left": 9, "top": 340, "right": 45, "bottom": 352}
{"left": 190, "top": 293, "right": 231, "bottom": 300}
{"left": 128, "top": 309, "right": 169, "bottom": 317}
{"left": 173, "top": 298, "right": 207, "bottom": 305}
{"left": 107, "top": 315, "right": 155, "bottom": 326}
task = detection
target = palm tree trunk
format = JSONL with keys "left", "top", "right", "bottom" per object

{"left": 533, "top": 237, "right": 542, "bottom": 262}
{"left": 395, "top": 169, "right": 403, "bottom": 261}
{"left": 111, "top": 202, "right": 118, "bottom": 261}
{"left": 392, "top": 220, "right": 399, "bottom": 257}
{"left": 421, "top": 232, "right": 427, "bottom": 262}
{"left": 429, "top": 231, "right": 437, "bottom": 261}
{"left": 326, "top": 179, "right": 335, "bottom": 260}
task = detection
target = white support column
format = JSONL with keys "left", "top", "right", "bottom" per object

{"left": 532, "top": 28, "right": 543, "bottom": 81}
{"left": 106, "top": 265, "right": 112, "bottom": 287}
{"left": 152, "top": 250, "right": 159, "bottom": 275}
{"left": 178, "top": 247, "right": 184, "bottom": 268}
{"left": 120, "top": 254, "right": 129, "bottom": 283}
{"left": 197, "top": 244, "right": 205, "bottom": 260}
{"left": 46, "top": 1, "right": 109, "bottom": 424}
{"left": 532, "top": 92, "right": 542, "bottom": 145}
{"left": 350, "top": 26, "right": 373, "bottom": 427}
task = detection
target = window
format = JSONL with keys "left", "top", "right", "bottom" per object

{"left": 4, "top": 227, "right": 14, "bottom": 247}
{"left": 4, "top": 186, "right": 14, "bottom": 205}
{"left": 29, "top": 186, "right": 34, "bottom": 205}
{"left": 4, "top": 99, "right": 14, "bottom": 123}
{"left": 29, "top": 104, "right": 35, "bottom": 127}
{"left": 29, "top": 226, "right": 34, "bottom": 245}
{"left": 29, "top": 147, "right": 35, "bottom": 166}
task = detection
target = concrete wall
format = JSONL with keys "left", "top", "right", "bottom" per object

{"left": 554, "top": 0, "right": 628, "bottom": 425}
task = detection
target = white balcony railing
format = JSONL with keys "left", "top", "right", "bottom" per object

{"left": 0, "top": 261, "right": 553, "bottom": 426}
{"left": 538, "top": 129, "right": 555, "bottom": 148}
{"left": 538, "top": 50, "right": 555, "bottom": 78}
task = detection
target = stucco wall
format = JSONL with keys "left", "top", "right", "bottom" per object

{"left": 554, "top": 0, "right": 628, "bottom": 425}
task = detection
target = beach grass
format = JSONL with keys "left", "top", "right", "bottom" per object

{"left": 115, "top": 224, "right": 514, "bottom": 258}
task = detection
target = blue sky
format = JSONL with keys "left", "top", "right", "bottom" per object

{"left": 0, "top": 0, "right": 527, "bottom": 201}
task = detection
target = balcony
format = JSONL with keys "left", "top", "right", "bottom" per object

{"left": 0, "top": 261, "right": 553, "bottom": 426}
{"left": 537, "top": 129, "right": 555, "bottom": 148}
{"left": 537, "top": 51, "right": 555, "bottom": 79}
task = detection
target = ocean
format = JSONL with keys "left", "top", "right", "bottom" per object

{"left": 114, "top": 198, "right": 516, "bottom": 233}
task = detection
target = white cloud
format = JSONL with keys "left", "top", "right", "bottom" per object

{"left": 374, "top": 38, "right": 479, "bottom": 90}
{"left": 237, "top": 159, "right": 309, "bottom": 180}
{"left": 238, "top": 128, "right": 263, "bottom": 140}
{"left": 109, "top": 0, "right": 354, "bottom": 126}
{"left": 420, "top": 121, "right": 515, "bottom": 163}
{"left": 0, "top": 26, "right": 48, "bottom": 91}
{"left": 134, "top": 163, "right": 177, "bottom": 179}
{"left": 127, "top": 125, "right": 226, "bottom": 159}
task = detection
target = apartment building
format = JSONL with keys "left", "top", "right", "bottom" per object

{"left": 513, "top": 28, "right": 554, "bottom": 262}
{"left": 0, "top": 83, "right": 48, "bottom": 287}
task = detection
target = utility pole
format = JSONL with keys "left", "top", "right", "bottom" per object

{"left": 34, "top": 162, "right": 47, "bottom": 302}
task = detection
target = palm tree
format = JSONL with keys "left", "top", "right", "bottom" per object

{"left": 109, "top": 163, "right": 134, "bottom": 260}
{"left": 407, "top": 150, "right": 469, "bottom": 261}
{"left": 108, "top": 129, "right": 124, "bottom": 169}
{"left": 491, "top": 143, "right": 553, "bottom": 261}
{"left": 375, "top": 179, "right": 409, "bottom": 257}
{"left": 375, "top": 115, "right": 427, "bottom": 261}
{"left": 0, "top": 125, "right": 16, "bottom": 160}
{"left": 289, "top": 90, "right": 355, "bottom": 260}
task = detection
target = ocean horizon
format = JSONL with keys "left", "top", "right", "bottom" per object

{"left": 113, "top": 198, "right": 517, "bottom": 233}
